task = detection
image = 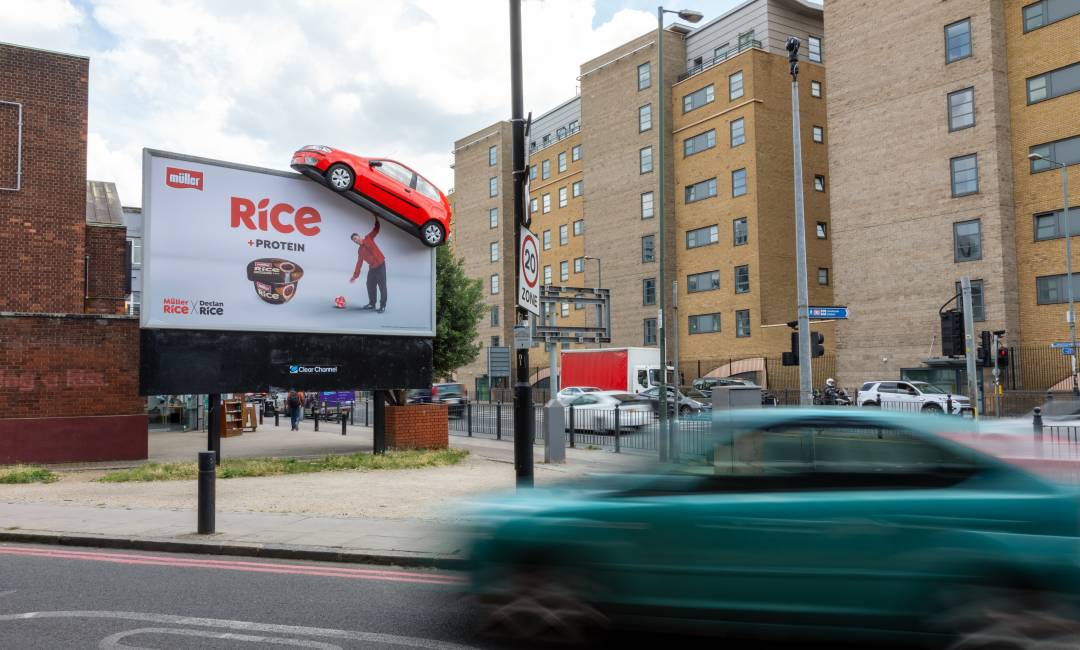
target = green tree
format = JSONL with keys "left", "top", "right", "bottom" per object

{"left": 433, "top": 244, "right": 486, "bottom": 379}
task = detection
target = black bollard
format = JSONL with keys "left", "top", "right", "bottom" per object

{"left": 342, "top": 412, "right": 347, "bottom": 436}
{"left": 275, "top": 411, "right": 279, "bottom": 427}
{"left": 314, "top": 409, "right": 319, "bottom": 432}
{"left": 197, "top": 450, "right": 216, "bottom": 534}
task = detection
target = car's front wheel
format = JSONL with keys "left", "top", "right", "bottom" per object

{"left": 679, "top": 405, "right": 692, "bottom": 416}
{"left": 937, "top": 586, "right": 1080, "bottom": 650}
{"left": 480, "top": 563, "right": 606, "bottom": 643}
{"left": 326, "top": 163, "right": 354, "bottom": 192}
{"left": 863, "top": 401, "right": 880, "bottom": 408}
{"left": 923, "top": 402, "right": 943, "bottom": 413}
{"left": 421, "top": 220, "right": 445, "bottom": 247}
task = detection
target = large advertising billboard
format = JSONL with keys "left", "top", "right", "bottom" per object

{"left": 141, "top": 149, "right": 435, "bottom": 337}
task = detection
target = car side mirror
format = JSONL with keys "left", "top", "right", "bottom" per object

{"left": 369, "top": 161, "right": 383, "bottom": 168}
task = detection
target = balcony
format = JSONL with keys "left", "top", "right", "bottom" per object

{"left": 678, "top": 39, "right": 762, "bottom": 82}
{"left": 529, "top": 122, "right": 581, "bottom": 155}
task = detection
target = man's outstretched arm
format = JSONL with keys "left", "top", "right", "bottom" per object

{"left": 350, "top": 255, "right": 364, "bottom": 282}
{"left": 366, "top": 217, "right": 380, "bottom": 240}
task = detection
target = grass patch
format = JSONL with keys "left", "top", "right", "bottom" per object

{"left": 97, "top": 448, "right": 469, "bottom": 483}
{"left": 0, "top": 465, "right": 58, "bottom": 484}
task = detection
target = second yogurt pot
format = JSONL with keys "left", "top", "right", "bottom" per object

{"left": 246, "top": 258, "right": 304, "bottom": 304}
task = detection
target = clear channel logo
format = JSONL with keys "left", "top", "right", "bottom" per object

{"left": 288, "top": 364, "right": 338, "bottom": 374}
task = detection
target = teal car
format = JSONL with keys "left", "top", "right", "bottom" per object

{"left": 465, "top": 408, "right": 1080, "bottom": 646}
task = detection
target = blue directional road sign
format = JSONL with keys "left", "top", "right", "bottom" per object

{"left": 1065, "top": 347, "right": 1075, "bottom": 356}
{"left": 808, "top": 306, "right": 849, "bottom": 320}
{"left": 1051, "top": 342, "right": 1074, "bottom": 349}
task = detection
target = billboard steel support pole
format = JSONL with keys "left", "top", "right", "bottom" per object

{"left": 373, "top": 390, "right": 386, "bottom": 454}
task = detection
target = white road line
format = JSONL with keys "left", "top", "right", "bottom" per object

{"left": 0, "top": 611, "right": 481, "bottom": 650}
{"left": 99, "top": 626, "right": 343, "bottom": 649}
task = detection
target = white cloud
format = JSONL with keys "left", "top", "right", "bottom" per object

{"left": 1, "top": 0, "right": 659, "bottom": 205}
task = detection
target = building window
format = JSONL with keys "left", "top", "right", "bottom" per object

{"left": 687, "top": 270, "right": 720, "bottom": 293}
{"left": 643, "top": 318, "right": 657, "bottom": 345}
{"left": 488, "top": 145, "right": 497, "bottom": 166}
{"left": 1037, "top": 274, "right": 1080, "bottom": 305}
{"left": 491, "top": 335, "right": 500, "bottom": 346}
{"left": 543, "top": 265, "right": 552, "bottom": 285}
{"left": 945, "top": 18, "right": 972, "bottom": 64}
{"left": 569, "top": 119, "right": 579, "bottom": 132}
{"left": 951, "top": 154, "right": 979, "bottom": 196}
{"left": 530, "top": 198, "right": 538, "bottom": 214}
{"left": 574, "top": 257, "right": 584, "bottom": 273}
{"left": 808, "top": 36, "right": 822, "bottom": 63}
{"left": 954, "top": 219, "right": 982, "bottom": 261}
{"left": 733, "top": 217, "right": 748, "bottom": 245}
{"left": 530, "top": 165, "right": 537, "bottom": 181}
{"left": 1024, "top": 0, "right": 1080, "bottom": 32}
{"left": 687, "top": 224, "right": 719, "bottom": 249}
{"left": 490, "top": 274, "right": 500, "bottom": 294}
{"left": 639, "top": 104, "right": 652, "bottom": 132}
{"left": 543, "top": 230, "right": 551, "bottom": 250}
{"left": 572, "top": 180, "right": 582, "bottom": 197}
{"left": 560, "top": 260, "right": 569, "bottom": 281}
{"left": 730, "top": 118, "right": 745, "bottom": 147}
{"left": 1035, "top": 207, "right": 1080, "bottom": 240}
{"left": 640, "top": 146, "right": 653, "bottom": 173}
{"left": 947, "top": 87, "right": 976, "bottom": 131}
{"left": 559, "top": 186, "right": 568, "bottom": 208}
{"left": 542, "top": 159, "right": 550, "bottom": 179}
{"left": 558, "top": 151, "right": 567, "bottom": 173}
{"left": 571, "top": 144, "right": 581, "bottom": 162}
{"left": 641, "top": 192, "right": 654, "bottom": 219}
{"left": 129, "top": 239, "right": 142, "bottom": 266}
{"left": 490, "top": 306, "right": 499, "bottom": 326}
{"left": 818, "top": 267, "right": 830, "bottom": 286}
{"left": 643, "top": 277, "right": 656, "bottom": 305}
{"left": 683, "top": 84, "right": 715, "bottom": 113}
{"left": 810, "top": 80, "right": 822, "bottom": 98}
{"left": 956, "top": 279, "right": 986, "bottom": 320}
{"left": 683, "top": 129, "right": 716, "bottom": 157}
{"left": 732, "top": 168, "right": 747, "bottom": 197}
{"left": 736, "top": 309, "right": 751, "bottom": 337}
{"left": 542, "top": 193, "right": 551, "bottom": 213}
{"left": 814, "top": 175, "right": 826, "bottom": 191}
{"left": 1031, "top": 135, "right": 1080, "bottom": 172}
{"left": 638, "top": 61, "right": 651, "bottom": 90}
{"left": 812, "top": 125, "right": 824, "bottom": 143}
{"left": 127, "top": 291, "right": 141, "bottom": 316}
{"left": 685, "top": 178, "right": 717, "bottom": 203}
{"left": 724, "top": 72, "right": 743, "bottom": 102}
{"left": 557, "top": 127, "right": 567, "bottom": 140}
{"left": 642, "top": 234, "right": 656, "bottom": 262}
{"left": 489, "top": 177, "right": 497, "bottom": 197}
{"left": 1028, "top": 61, "right": 1080, "bottom": 104}
{"left": 559, "top": 224, "right": 568, "bottom": 245}
{"left": 561, "top": 302, "right": 569, "bottom": 318}
{"left": 816, "top": 222, "right": 827, "bottom": 239}
{"left": 573, "top": 219, "right": 584, "bottom": 235}
{"left": 490, "top": 241, "right": 499, "bottom": 262}
{"left": 689, "top": 313, "right": 721, "bottom": 334}
{"left": 735, "top": 265, "right": 750, "bottom": 293}
{"left": 489, "top": 208, "right": 498, "bottom": 229}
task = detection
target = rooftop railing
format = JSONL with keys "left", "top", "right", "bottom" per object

{"left": 529, "top": 122, "right": 581, "bottom": 154}
{"left": 678, "top": 39, "right": 762, "bottom": 82}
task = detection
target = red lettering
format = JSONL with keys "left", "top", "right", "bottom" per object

{"left": 230, "top": 197, "right": 321, "bottom": 236}
{"left": 269, "top": 203, "right": 295, "bottom": 234}
{"left": 295, "top": 207, "right": 321, "bottom": 236}
{"left": 231, "top": 197, "right": 255, "bottom": 229}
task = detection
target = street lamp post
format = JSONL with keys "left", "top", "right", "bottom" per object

{"left": 1029, "top": 153, "right": 1078, "bottom": 396}
{"left": 657, "top": 5, "right": 702, "bottom": 461}
{"left": 584, "top": 256, "right": 603, "bottom": 349}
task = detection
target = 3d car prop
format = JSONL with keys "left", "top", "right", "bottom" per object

{"left": 291, "top": 145, "right": 452, "bottom": 247}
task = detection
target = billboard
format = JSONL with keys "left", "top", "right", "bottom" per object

{"left": 141, "top": 149, "right": 435, "bottom": 337}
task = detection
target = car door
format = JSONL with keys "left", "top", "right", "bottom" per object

{"left": 366, "top": 160, "right": 422, "bottom": 221}
{"left": 894, "top": 382, "right": 920, "bottom": 411}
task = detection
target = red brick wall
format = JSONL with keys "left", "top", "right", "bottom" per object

{"left": 385, "top": 404, "right": 449, "bottom": 449}
{"left": 0, "top": 315, "right": 143, "bottom": 419}
{"left": 0, "top": 44, "right": 89, "bottom": 314}
{"left": 85, "top": 225, "right": 128, "bottom": 315}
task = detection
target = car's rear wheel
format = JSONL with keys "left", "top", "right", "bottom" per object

{"left": 326, "top": 163, "right": 354, "bottom": 191}
{"left": 421, "top": 220, "right": 445, "bottom": 247}
{"left": 481, "top": 563, "right": 606, "bottom": 644}
{"left": 937, "top": 586, "right": 1080, "bottom": 649}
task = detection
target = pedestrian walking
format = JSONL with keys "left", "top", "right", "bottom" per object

{"left": 349, "top": 217, "right": 387, "bottom": 313}
{"left": 287, "top": 389, "right": 301, "bottom": 431}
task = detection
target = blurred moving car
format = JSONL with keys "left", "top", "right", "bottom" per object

{"left": 638, "top": 386, "right": 708, "bottom": 416}
{"left": 554, "top": 386, "right": 601, "bottom": 406}
{"left": 407, "top": 382, "right": 468, "bottom": 418}
{"left": 563, "top": 391, "right": 652, "bottom": 433}
{"left": 290, "top": 145, "right": 451, "bottom": 247}
{"left": 857, "top": 380, "right": 972, "bottom": 415}
{"left": 465, "top": 408, "right": 1080, "bottom": 645}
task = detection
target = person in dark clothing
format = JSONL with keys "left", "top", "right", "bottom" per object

{"left": 349, "top": 218, "right": 387, "bottom": 313}
{"left": 286, "top": 389, "right": 301, "bottom": 431}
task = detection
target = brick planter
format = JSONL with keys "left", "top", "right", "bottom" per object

{"left": 385, "top": 404, "right": 448, "bottom": 449}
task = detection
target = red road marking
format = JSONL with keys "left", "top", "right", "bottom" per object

{"left": 0, "top": 546, "right": 464, "bottom": 586}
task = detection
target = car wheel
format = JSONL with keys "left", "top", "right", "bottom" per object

{"left": 863, "top": 401, "right": 880, "bottom": 408}
{"left": 679, "top": 405, "right": 691, "bottom": 416}
{"left": 421, "top": 220, "right": 445, "bottom": 247}
{"left": 325, "top": 163, "right": 354, "bottom": 191}
{"left": 923, "top": 403, "right": 943, "bottom": 413}
{"left": 481, "top": 563, "right": 606, "bottom": 643}
{"left": 937, "top": 586, "right": 1080, "bottom": 650}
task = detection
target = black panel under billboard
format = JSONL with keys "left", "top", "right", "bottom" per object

{"left": 140, "top": 329, "right": 432, "bottom": 395}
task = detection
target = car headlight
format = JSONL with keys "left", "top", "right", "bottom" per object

{"left": 304, "top": 156, "right": 319, "bottom": 165}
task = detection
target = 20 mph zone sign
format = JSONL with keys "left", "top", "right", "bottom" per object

{"left": 518, "top": 226, "right": 540, "bottom": 316}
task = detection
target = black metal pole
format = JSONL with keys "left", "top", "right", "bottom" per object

{"left": 341, "top": 411, "right": 347, "bottom": 436}
{"left": 274, "top": 411, "right": 279, "bottom": 427}
{"left": 207, "top": 393, "right": 221, "bottom": 464}
{"left": 373, "top": 390, "right": 386, "bottom": 454}
{"left": 197, "top": 450, "right": 216, "bottom": 534}
{"left": 510, "top": 0, "right": 534, "bottom": 488}
{"left": 314, "top": 408, "right": 319, "bottom": 432}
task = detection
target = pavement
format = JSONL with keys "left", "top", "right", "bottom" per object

{"left": 0, "top": 420, "right": 651, "bottom": 568}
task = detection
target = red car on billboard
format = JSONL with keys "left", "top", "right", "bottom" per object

{"left": 290, "top": 145, "right": 451, "bottom": 247}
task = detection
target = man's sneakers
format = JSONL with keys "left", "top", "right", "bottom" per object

{"left": 376, "top": 306, "right": 385, "bottom": 313}
{"left": 360, "top": 303, "right": 376, "bottom": 310}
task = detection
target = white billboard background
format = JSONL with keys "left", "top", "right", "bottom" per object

{"left": 141, "top": 150, "right": 435, "bottom": 337}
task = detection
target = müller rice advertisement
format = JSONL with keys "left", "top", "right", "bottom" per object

{"left": 140, "top": 150, "right": 435, "bottom": 337}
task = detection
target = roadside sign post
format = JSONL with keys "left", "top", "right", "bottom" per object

{"left": 961, "top": 278, "right": 980, "bottom": 419}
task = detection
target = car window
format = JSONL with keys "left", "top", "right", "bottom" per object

{"left": 860, "top": 383, "right": 874, "bottom": 392}
{"left": 374, "top": 160, "right": 415, "bottom": 188}
{"left": 573, "top": 395, "right": 598, "bottom": 406}
{"left": 581, "top": 387, "right": 599, "bottom": 393}
{"left": 896, "top": 383, "right": 916, "bottom": 394}
{"left": 611, "top": 393, "right": 641, "bottom": 402}
{"left": 637, "top": 370, "right": 648, "bottom": 387}
{"left": 415, "top": 176, "right": 441, "bottom": 201}
{"left": 878, "top": 382, "right": 897, "bottom": 393}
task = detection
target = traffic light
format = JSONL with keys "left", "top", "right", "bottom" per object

{"left": 783, "top": 332, "right": 799, "bottom": 366}
{"left": 811, "top": 331, "right": 825, "bottom": 358}
{"left": 940, "top": 310, "right": 965, "bottom": 357}
{"left": 977, "top": 330, "right": 991, "bottom": 366}
{"left": 997, "top": 347, "right": 1009, "bottom": 368}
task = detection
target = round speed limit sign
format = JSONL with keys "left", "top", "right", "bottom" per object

{"left": 518, "top": 227, "right": 540, "bottom": 314}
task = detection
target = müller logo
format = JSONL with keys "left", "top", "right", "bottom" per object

{"left": 165, "top": 167, "right": 204, "bottom": 190}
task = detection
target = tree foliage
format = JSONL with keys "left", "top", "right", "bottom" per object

{"left": 433, "top": 244, "right": 486, "bottom": 379}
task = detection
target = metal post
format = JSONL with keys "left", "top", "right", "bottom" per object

{"left": 992, "top": 333, "right": 1002, "bottom": 417}
{"left": 1062, "top": 163, "right": 1079, "bottom": 397}
{"left": 197, "top": 450, "right": 216, "bottom": 534}
{"left": 314, "top": 408, "right": 319, "bottom": 432}
{"left": 961, "top": 277, "right": 979, "bottom": 420}
{"left": 946, "top": 394, "right": 953, "bottom": 416}
{"left": 614, "top": 403, "right": 621, "bottom": 453}
{"left": 672, "top": 279, "right": 680, "bottom": 427}
{"left": 787, "top": 38, "right": 812, "bottom": 405}
{"left": 366, "top": 399, "right": 370, "bottom": 427}
{"left": 274, "top": 411, "right": 279, "bottom": 427}
{"left": 207, "top": 393, "right": 221, "bottom": 464}
{"left": 1033, "top": 406, "right": 1044, "bottom": 457}
{"left": 656, "top": 6, "right": 670, "bottom": 461}
{"left": 341, "top": 411, "right": 346, "bottom": 436}
{"left": 258, "top": 406, "right": 263, "bottom": 425}
{"left": 510, "top": 0, "right": 534, "bottom": 488}
{"left": 373, "top": 390, "right": 386, "bottom": 454}
{"left": 350, "top": 403, "right": 355, "bottom": 425}
{"left": 467, "top": 402, "right": 473, "bottom": 436}
{"left": 496, "top": 401, "right": 503, "bottom": 440}
{"left": 547, "top": 304, "right": 558, "bottom": 393}
{"left": 569, "top": 405, "right": 576, "bottom": 448}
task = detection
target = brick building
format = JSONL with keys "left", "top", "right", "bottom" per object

{"left": 0, "top": 43, "right": 146, "bottom": 463}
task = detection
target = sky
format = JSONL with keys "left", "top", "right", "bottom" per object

{"left": 1, "top": 0, "right": 746, "bottom": 206}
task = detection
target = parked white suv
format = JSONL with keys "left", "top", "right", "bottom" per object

{"left": 856, "top": 380, "right": 972, "bottom": 415}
